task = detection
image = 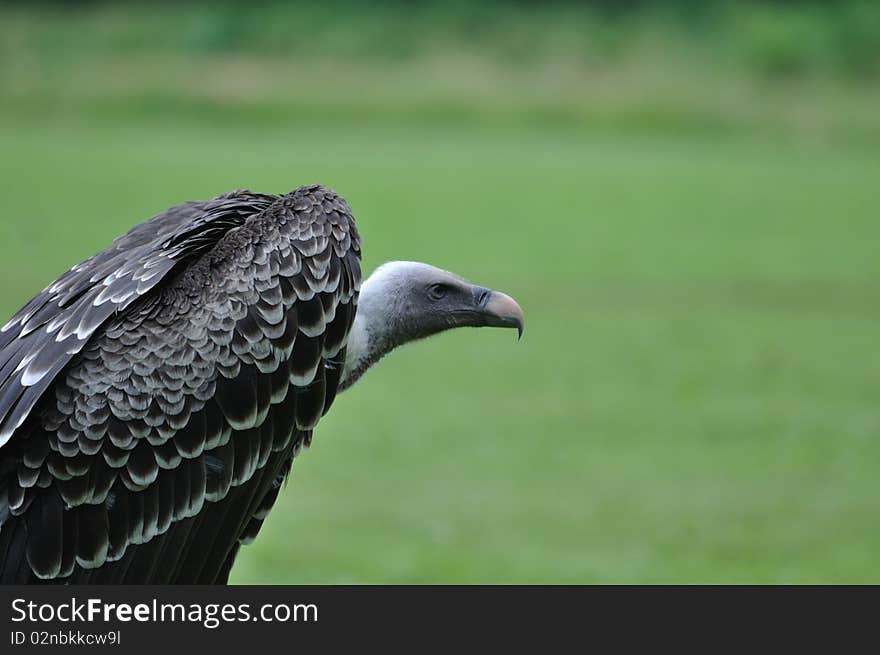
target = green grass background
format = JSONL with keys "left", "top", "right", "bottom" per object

{"left": 1, "top": 2, "right": 879, "bottom": 583}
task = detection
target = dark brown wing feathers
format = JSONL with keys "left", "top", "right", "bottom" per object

{"left": 0, "top": 184, "right": 361, "bottom": 583}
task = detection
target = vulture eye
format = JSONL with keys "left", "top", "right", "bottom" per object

{"left": 427, "top": 284, "right": 448, "bottom": 301}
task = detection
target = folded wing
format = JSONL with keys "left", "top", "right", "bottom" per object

{"left": 0, "top": 185, "right": 361, "bottom": 583}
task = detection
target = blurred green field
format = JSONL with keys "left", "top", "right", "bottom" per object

{"left": 2, "top": 117, "right": 878, "bottom": 583}
{"left": 2, "top": 1, "right": 880, "bottom": 584}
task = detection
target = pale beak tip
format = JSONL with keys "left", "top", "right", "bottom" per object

{"left": 482, "top": 289, "right": 524, "bottom": 340}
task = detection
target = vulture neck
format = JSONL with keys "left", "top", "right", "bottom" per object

{"left": 338, "top": 280, "right": 402, "bottom": 392}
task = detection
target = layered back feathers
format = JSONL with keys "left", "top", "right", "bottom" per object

{"left": 0, "top": 184, "right": 361, "bottom": 583}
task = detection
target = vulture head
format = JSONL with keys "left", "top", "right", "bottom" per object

{"left": 340, "top": 261, "right": 524, "bottom": 390}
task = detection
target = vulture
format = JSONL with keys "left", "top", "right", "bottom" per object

{"left": 0, "top": 184, "right": 523, "bottom": 584}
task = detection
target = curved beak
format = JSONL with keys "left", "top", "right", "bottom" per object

{"left": 472, "top": 286, "right": 525, "bottom": 340}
